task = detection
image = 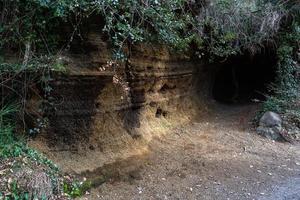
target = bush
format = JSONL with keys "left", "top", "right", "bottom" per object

{"left": 195, "top": 0, "right": 287, "bottom": 60}
{"left": 261, "top": 22, "right": 300, "bottom": 129}
{"left": 63, "top": 180, "right": 92, "bottom": 198}
{"left": 0, "top": 104, "right": 19, "bottom": 157}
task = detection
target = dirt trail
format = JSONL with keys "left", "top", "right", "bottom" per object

{"left": 82, "top": 103, "right": 300, "bottom": 200}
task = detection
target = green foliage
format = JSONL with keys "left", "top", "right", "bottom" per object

{"left": 0, "top": 0, "right": 193, "bottom": 63}
{"left": 92, "top": 0, "right": 196, "bottom": 59}
{"left": 196, "top": 0, "right": 289, "bottom": 61}
{"left": 0, "top": 0, "right": 73, "bottom": 52}
{"left": 0, "top": 181, "right": 30, "bottom": 200}
{"left": 0, "top": 104, "right": 57, "bottom": 200}
{"left": 0, "top": 105, "right": 59, "bottom": 199}
{"left": 0, "top": 139, "right": 59, "bottom": 172}
{"left": 0, "top": 0, "right": 297, "bottom": 62}
{"left": 0, "top": 104, "right": 19, "bottom": 157}
{"left": 0, "top": 104, "right": 58, "bottom": 171}
{"left": 63, "top": 180, "right": 92, "bottom": 198}
{"left": 262, "top": 21, "right": 300, "bottom": 117}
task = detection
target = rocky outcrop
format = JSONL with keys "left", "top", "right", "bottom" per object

{"left": 30, "top": 31, "right": 207, "bottom": 153}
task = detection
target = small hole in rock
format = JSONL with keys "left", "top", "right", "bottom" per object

{"left": 155, "top": 108, "right": 167, "bottom": 118}
{"left": 159, "top": 84, "right": 171, "bottom": 94}
{"left": 149, "top": 101, "right": 157, "bottom": 107}
{"left": 162, "top": 111, "right": 168, "bottom": 117}
{"left": 156, "top": 108, "right": 163, "bottom": 118}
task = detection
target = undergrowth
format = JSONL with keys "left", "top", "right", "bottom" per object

{"left": 63, "top": 180, "right": 92, "bottom": 198}
{"left": 261, "top": 21, "right": 300, "bottom": 125}
{"left": 0, "top": 104, "right": 61, "bottom": 199}
{"left": 0, "top": 0, "right": 296, "bottom": 62}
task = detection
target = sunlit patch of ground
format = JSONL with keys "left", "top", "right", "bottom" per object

{"left": 84, "top": 104, "right": 300, "bottom": 200}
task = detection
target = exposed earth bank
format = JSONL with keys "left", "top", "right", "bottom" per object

{"left": 83, "top": 103, "right": 300, "bottom": 200}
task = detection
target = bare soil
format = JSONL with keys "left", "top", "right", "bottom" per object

{"left": 81, "top": 103, "right": 300, "bottom": 200}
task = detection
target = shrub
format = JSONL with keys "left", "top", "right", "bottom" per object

{"left": 261, "top": 21, "right": 300, "bottom": 126}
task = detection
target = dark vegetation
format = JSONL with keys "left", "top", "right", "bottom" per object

{"left": 0, "top": 0, "right": 299, "bottom": 198}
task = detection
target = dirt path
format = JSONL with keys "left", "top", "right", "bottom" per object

{"left": 83, "top": 103, "right": 300, "bottom": 200}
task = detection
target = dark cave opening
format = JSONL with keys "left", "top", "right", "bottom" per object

{"left": 212, "top": 51, "right": 277, "bottom": 104}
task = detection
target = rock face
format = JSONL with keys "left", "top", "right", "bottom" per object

{"left": 257, "top": 111, "right": 283, "bottom": 140}
{"left": 29, "top": 29, "right": 209, "bottom": 153}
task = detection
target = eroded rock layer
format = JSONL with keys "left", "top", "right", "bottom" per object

{"left": 30, "top": 31, "right": 208, "bottom": 157}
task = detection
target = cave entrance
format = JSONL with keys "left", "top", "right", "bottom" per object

{"left": 212, "top": 51, "right": 277, "bottom": 104}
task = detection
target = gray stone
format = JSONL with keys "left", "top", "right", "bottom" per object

{"left": 259, "top": 111, "right": 282, "bottom": 128}
{"left": 257, "top": 111, "right": 283, "bottom": 140}
{"left": 257, "top": 126, "right": 283, "bottom": 141}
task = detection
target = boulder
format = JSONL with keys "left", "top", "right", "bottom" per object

{"left": 257, "top": 126, "right": 283, "bottom": 141}
{"left": 259, "top": 111, "right": 282, "bottom": 128}
{"left": 257, "top": 111, "right": 283, "bottom": 140}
